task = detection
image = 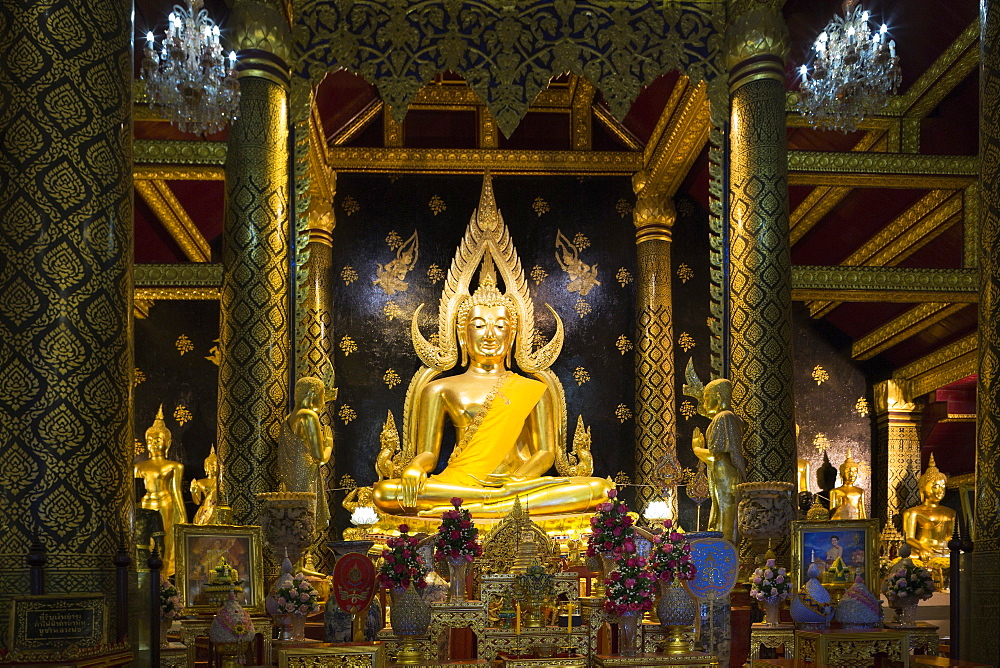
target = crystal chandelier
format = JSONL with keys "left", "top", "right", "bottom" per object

{"left": 142, "top": 0, "right": 240, "bottom": 136}
{"left": 796, "top": 3, "right": 901, "bottom": 132}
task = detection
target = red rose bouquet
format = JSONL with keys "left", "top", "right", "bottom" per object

{"left": 603, "top": 551, "right": 657, "bottom": 615}
{"left": 586, "top": 488, "right": 637, "bottom": 557}
{"left": 434, "top": 497, "right": 482, "bottom": 562}
{"left": 378, "top": 524, "right": 428, "bottom": 591}
{"left": 648, "top": 520, "right": 697, "bottom": 582}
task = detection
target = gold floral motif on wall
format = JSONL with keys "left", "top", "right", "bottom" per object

{"left": 677, "top": 263, "right": 694, "bottom": 283}
{"left": 855, "top": 396, "right": 870, "bottom": 417}
{"left": 338, "top": 405, "right": 357, "bottom": 424}
{"left": 614, "top": 471, "right": 632, "bottom": 486}
{"left": 342, "top": 195, "right": 360, "bottom": 216}
{"left": 574, "top": 297, "right": 592, "bottom": 318}
{"left": 339, "top": 474, "right": 358, "bottom": 490}
{"left": 428, "top": 194, "right": 446, "bottom": 215}
{"left": 572, "top": 232, "right": 590, "bottom": 250}
{"left": 530, "top": 265, "right": 548, "bottom": 284}
{"left": 175, "top": 334, "right": 194, "bottom": 355}
{"left": 615, "top": 404, "right": 632, "bottom": 423}
{"left": 615, "top": 335, "right": 633, "bottom": 354}
{"left": 427, "top": 264, "right": 444, "bottom": 283}
{"left": 573, "top": 367, "right": 590, "bottom": 386}
{"left": 677, "top": 332, "right": 696, "bottom": 352}
{"left": 616, "top": 198, "right": 632, "bottom": 218}
{"left": 384, "top": 369, "right": 401, "bottom": 389}
{"left": 205, "top": 339, "right": 220, "bottom": 366}
{"left": 555, "top": 229, "right": 600, "bottom": 297}
{"left": 374, "top": 230, "right": 418, "bottom": 295}
{"left": 812, "top": 365, "right": 830, "bottom": 385}
{"left": 680, "top": 400, "right": 697, "bottom": 420}
{"left": 616, "top": 267, "right": 633, "bottom": 287}
{"left": 383, "top": 301, "right": 403, "bottom": 320}
{"left": 339, "top": 335, "right": 358, "bottom": 356}
{"left": 133, "top": 368, "right": 146, "bottom": 387}
{"left": 813, "top": 433, "right": 831, "bottom": 452}
{"left": 532, "top": 196, "right": 550, "bottom": 216}
{"left": 174, "top": 405, "right": 192, "bottom": 425}
{"left": 135, "top": 439, "right": 144, "bottom": 456}
{"left": 341, "top": 266, "right": 359, "bottom": 285}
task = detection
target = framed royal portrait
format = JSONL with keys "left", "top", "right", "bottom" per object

{"left": 174, "top": 524, "right": 265, "bottom": 615}
{"left": 791, "top": 519, "right": 880, "bottom": 594}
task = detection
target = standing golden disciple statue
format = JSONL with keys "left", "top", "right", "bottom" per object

{"left": 134, "top": 406, "right": 187, "bottom": 575}
{"left": 903, "top": 455, "right": 955, "bottom": 561}
{"left": 829, "top": 449, "right": 867, "bottom": 519}
{"left": 683, "top": 361, "right": 746, "bottom": 543}
{"left": 373, "top": 175, "right": 611, "bottom": 517}
{"left": 279, "top": 377, "right": 336, "bottom": 534}
{"left": 190, "top": 445, "right": 220, "bottom": 525}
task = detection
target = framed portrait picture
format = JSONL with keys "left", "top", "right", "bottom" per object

{"left": 791, "top": 519, "right": 880, "bottom": 594}
{"left": 174, "top": 524, "right": 265, "bottom": 615}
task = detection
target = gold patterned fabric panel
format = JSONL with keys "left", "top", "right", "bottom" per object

{"left": 0, "top": 0, "right": 133, "bottom": 639}
{"left": 295, "top": 0, "right": 725, "bottom": 137}
{"left": 728, "top": 78, "right": 796, "bottom": 484}
{"left": 219, "top": 77, "right": 291, "bottom": 524}
{"left": 971, "top": 2, "right": 1000, "bottom": 664}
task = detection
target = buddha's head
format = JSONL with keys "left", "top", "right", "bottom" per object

{"left": 918, "top": 455, "right": 947, "bottom": 504}
{"left": 457, "top": 275, "right": 518, "bottom": 368}
{"left": 204, "top": 445, "right": 219, "bottom": 478}
{"left": 839, "top": 449, "right": 860, "bottom": 486}
{"left": 294, "top": 376, "right": 327, "bottom": 410}
{"left": 702, "top": 378, "right": 733, "bottom": 415}
{"left": 145, "top": 405, "right": 171, "bottom": 457}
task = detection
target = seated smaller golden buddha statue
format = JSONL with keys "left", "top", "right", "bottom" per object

{"left": 134, "top": 406, "right": 187, "bottom": 575}
{"left": 830, "top": 449, "right": 867, "bottom": 520}
{"left": 903, "top": 455, "right": 955, "bottom": 562}
{"left": 373, "top": 175, "right": 611, "bottom": 518}
{"left": 190, "top": 445, "right": 219, "bottom": 525}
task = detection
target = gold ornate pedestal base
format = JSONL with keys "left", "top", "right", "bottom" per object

{"left": 794, "top": 628, "right": 911, "bottom": 667}
{"left": 593, "top": 651, "right": 719, "bottom": 666}
{"left": 276, "top": 642, "right": 386, "bottom": 667}
{"left": 377, "top": 629, "right": 435, "bottom": 664}
{"left": 642, "top": 621, "right": 697, "bottom": 655}
{"left": 749, "top": 623, "right": 795, "bottom": 666}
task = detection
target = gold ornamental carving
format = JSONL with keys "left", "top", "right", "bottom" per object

{"left": 325, "top": 147, "right": 642, "bottom": 175}
{"left": 725, "top": 5, "right": 789, "bottom": 73}
{"left": 230, "top": 0, "right": 292, "bottom": 70}
{"left": 135, "top": 140, "right": 227, "bottom": 166}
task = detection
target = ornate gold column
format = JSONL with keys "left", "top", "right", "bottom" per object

{"left": 725, "top": 2, "right": 796, "bottom": 486}
{"left": 972, "top": 0, "right": 1000, "bottom": 662}
{"left": 632, "top": 178, "right": 677, "bottom": 513}
{"left": 872, "top": 380, "right": 922, "bottom": 527}
{"left": 219, "top": 0, "right": 292, "bottom": 524}
{"left": 0, "top": 0, "right": 133, "bottom": 646}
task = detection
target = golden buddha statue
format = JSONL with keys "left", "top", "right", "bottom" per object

{"left": 279, "top": 376, "right": 336, "bottom": 534}
{"left": 829, "top": 449, "right": 867, "bottom": 519}
{"left": 372, "top": 175, "right": 611, "bottom": 517}
{"left": 903, "top": 455, "right": 955, "bottom": 561}
{"left": 683, "top": 360, "right": 746, "bottom": 543}
{"left": 134, "top": 406, "right": 187, "bottom": 575}
{"left": 190, "top": 445, "right": 220, "bottom": 525}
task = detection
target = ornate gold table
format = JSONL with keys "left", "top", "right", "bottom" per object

{"left": 795, "top": 628, "right": 911, "bottom": 667}
{"left": 748, "top": 623, "right": 796, "bottom": 665}
{"left": 592, "top": 651, "right": 719, "bottom": 666}
{"left": 180, "top": 614, "right": 273, "bottom": 667}
{"left": 497, "top": 652, "right": 587, "bottom": 667}
{"left": 276, "top": 642, "right": 386, "bottom": 667}
{"left": 159, "top": 641, "right": 187, "bottom": 667}
{"left": 477, "top": 626, "right": 590, "bottom": 661}
{"left": 907, "top": 621, "right": 940, "bottom": 656}
{"left": 429, "top": 600, "right": 487, "bottom": 661}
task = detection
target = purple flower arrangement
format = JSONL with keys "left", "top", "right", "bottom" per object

{"left": 648, "top": 520, "right": 698, "bottom": 583}
{"left": 159, "top": 577, "right": 184, "bottom": 619}
{"left": 274, "top": 573, "right": 321, "bottom": 615}
{"left": 434, "top": 497, "right": 482, "bottom": 562}
{"left": 603, "top": 551, "right": 657, "bottom": 615}
{"left": 750, "top": 558, "right": 792, "bottom": 601}
{"left": 379, "top": 524, "right": 429, "bottom": 591}
{"left": 880, "top": 561, "right": 935, "bottom": 605}
{"left": 586, "top": 488, "right": 636, "bottom": 557}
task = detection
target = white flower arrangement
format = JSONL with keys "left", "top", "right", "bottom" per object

{"left": 275, "top": 573, "right": 321, "bottom": 616}
{"left": 750, "top": 558, "right": 793, "bottom": 602}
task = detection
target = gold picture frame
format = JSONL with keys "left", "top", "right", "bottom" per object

{"left": 174, "top": 523, "right": 265, "bottom": 615}
{"left": 791, "top": 519, "right": 880, "bottom": 594}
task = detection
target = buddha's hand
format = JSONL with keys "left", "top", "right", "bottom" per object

{"left": 692, "top": 427, "right": 705, "bottom": 451}
{"left": 400, "top": 466, "right": 427, "bottom": 508}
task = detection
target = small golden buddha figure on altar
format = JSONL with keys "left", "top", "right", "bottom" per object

{"left": 830, "top": 449, "right": 867, "bottom": 520}
{"left": 134, "top": 406, "right": 187, "bottom": 575}
{"left": 190, "top": 445, "right": 219, "bottom": 525}
{"left": 903, "top": 455, "right": 955, "bottom": 561}
{"left": 279, "top": 376, "right": 335, "bottom": 533}
{"left": 372, "top": 175, "right": 611, "bottom": 518}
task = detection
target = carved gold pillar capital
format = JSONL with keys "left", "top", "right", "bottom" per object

{"left": 307, "top": 201, "right": 336, "bottom": 246}
{"left": 229, "top": 0, "right": 292, "bottom": 87}
{"left": 873, "top": 379, "right": 919, "bottom": 417}
{"left": 632, "top": 174, "right": 676, "bottom": 244}
{"left": 726, "top": 2, "right": 789, "bottom": 89}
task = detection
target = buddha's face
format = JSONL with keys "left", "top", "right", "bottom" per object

{"left": 463, "top": 303, "right": 513, "bottom": 365}
{"left": 146, "top": 429, "right": 169, "bottom": 457}
{"left": 842, "top": 465, "right": 859, "bottom": 485}
{"left": 922, "top": 477, "right": 946, "bottom": 504}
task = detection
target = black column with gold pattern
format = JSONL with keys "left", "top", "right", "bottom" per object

{"left": 0, "top": 0, "right": 133, "bottom": 646}
{"left": 972, "top": 0, "right": 1000, "bottom": 662}
{"left": 725, "top": 2, "right": 796, "bottom": 486}
{"left": 219, "top": 0, "right": 292, "bottom": 524}
{"left": 632, "top": 182, "right": 677, "bottom": 513}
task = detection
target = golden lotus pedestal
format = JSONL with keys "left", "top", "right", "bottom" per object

{"left": 592, "top": 651, "right": 719, "bottom": 666}
{"left": 794, "top": 628, "right": 911, "bottom": 667}
{"left": 642, "top": 620, "right": 698, "bottom": 655}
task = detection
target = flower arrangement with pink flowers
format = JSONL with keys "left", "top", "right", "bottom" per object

{"left": 603, "top": 551, "right": 657, "bottom": 616}
{"left": 274, "top": 573, "right": 321, "bottom": 616}
{"left": 880, "top": 561, "right": 935, "bottom": 605}
{"left": 586, "top": 488, "right": 637, "bottom": 557}
{"left": 435, "top": 497, "right": 482, "bottom": 562}
{"left": 648, "top": 520, "right": 697, "bottom": 582}
{"left": 750, "top": 558, "right": 792, "bottom": 602}
{"left": 160, "top": 577, "right": 184, "bottom": 619}
{"left": 379, "top": 524, "right": 429, "bottom": 591}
